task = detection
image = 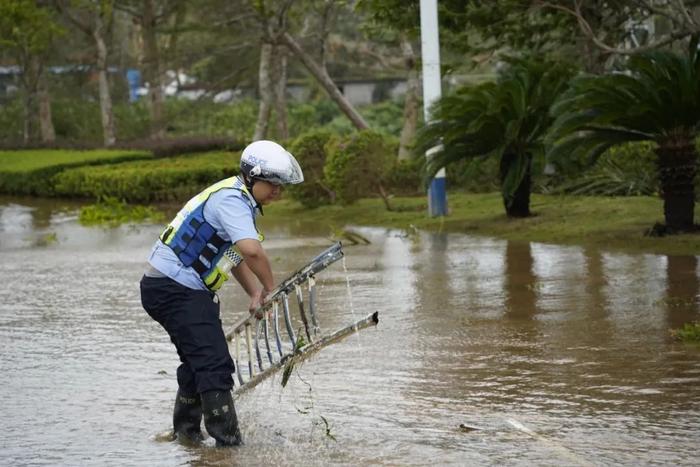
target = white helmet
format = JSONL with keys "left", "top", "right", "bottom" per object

{"left": 240, "top": 140, "right": 304, "bottom": 185}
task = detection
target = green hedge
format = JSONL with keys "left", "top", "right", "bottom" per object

{"left": 384, "top": 157, "right": 424, "bottom": 196}
{"left": 287, "top": 129, "right": 336, "bottom": 207}
{"left": 0, "top": 149, "right": 152, "bottom": 196}
{"left": 324, "top": 130, "right": 397, "bottom": 204}
{"left": 53, "top": 151, "right": 240, "bottom": 202}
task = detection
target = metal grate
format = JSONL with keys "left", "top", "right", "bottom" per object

{"left": 224, "top": 242, "right": 379, "bottom": 394}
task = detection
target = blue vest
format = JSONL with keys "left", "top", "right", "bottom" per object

{"left": 159, "top": 176, "right": 262, "bottom": 291}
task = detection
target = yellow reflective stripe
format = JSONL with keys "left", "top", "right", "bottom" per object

{"left": 204, "top": 269, "right": 228, "bottom": 291}
{"left": 160, "top": 176, "right": 239, "bottom": 245}
{"left": 160, "top": 225, "right": 175, "bottom": 244}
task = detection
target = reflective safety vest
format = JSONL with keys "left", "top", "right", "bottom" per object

{"left": 159, "top": 176, "right": 264, "bottom": 291}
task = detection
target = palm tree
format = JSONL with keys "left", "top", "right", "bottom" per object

{"left": 548, "top": 44, "right": 700, "bottom": 233}
{"left": 416, "top": 58, "right": 574, "bottom": 217}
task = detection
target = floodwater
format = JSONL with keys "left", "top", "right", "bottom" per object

{"left": 0, "top": 196, "right": 699, "bottom": 466}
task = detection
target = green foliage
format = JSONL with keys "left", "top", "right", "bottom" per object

{"left": 445, "top": 156, "right": 500, "bottom": 193}
{"left": 547, "top": 48, "right": 700, "bottom": 229}
{"left": 323, "top": 99, "right": 404, "bottom": 137}
{"left": 0, "top": 94, "right": 399, "bottom": 145}
{"left": 324, "top": 130, "right": 397, "bottom": 204}
{"left": 0, "top": 97, "right": 24, "bottom": 142}
{"left": 79, "top": 196, "right": 165, "bottom": 227}
{"left": 113, "top": 101, "right": 152, "bottom": 141}
{"left": 0, "top": 0, "right": 64, "bottom": 56}
{"left": 0, "top": 149, "right": 152, "bottom": 196}
{"left": 416, "top": 58, "right": 575, "bottom": 211}
{"left": 51, "top": 97, "right": 103, "bottom": 141}
{"left": 553, "top": 142, "right": 658, "bottom": 196}
{"left": 53, "top": 151, "right": 239, "bottom": 203}
{"left": 384, "top": 157, "right": 424, "bottom": 196}
{"left": 287, "top": 100, "right": 341, "bottom": 137}
{"left": 672, "top": 321, "right": 700, "bottom": 342}
{"left": 356, "top": 0, "right": 419, "bottom": 38}
{"left": 287, "top": 129, "right": 335, "bottom": 208}
{"left": 548, "top": 48, "right": 700, "bottom": 162}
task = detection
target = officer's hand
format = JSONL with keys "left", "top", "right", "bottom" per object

{"left": 248, "top": 289, "right": 264, "bottom": 319}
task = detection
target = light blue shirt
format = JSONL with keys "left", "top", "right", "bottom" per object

{"left": 148, "top": 184, "right": 260, "bottom": 290}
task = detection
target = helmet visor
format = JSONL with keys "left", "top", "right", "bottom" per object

{"left": 259, "top": 151, "right": 304, "bottom": 185}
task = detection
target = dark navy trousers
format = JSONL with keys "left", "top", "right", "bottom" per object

{"left": 140, "top": 275, "right": 235, "bottom": 394}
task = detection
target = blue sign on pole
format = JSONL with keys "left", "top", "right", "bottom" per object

{"left": 126, "top": 69, "right": 141, "bottom": 102}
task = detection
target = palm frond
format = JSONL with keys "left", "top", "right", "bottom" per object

{"left": 549, "top": 47, "right": 700, "bottom": 163}
{"left": 415, "top": 57, "right": 575, "bottom": 188}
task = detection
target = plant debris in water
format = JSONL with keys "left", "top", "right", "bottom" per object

{"left": 33, "top": 232, "right": 58, "bottom": 247}
{"left": 281, "top": 332, "right": 306, "bottom": 388}
{"left": 672, "top": 321, "right": 700, "bottom": 342}
{"left": 329, "top": 227, "right": 371, "bottom": 245}
{"left": 279, "top": 332, "right": 337, "bottom": 441}
{"left": 79, "top": 196, "right": 164, "bottom": 227}
{"left": 317, "top": 415, "right": 336, "bottom": 441}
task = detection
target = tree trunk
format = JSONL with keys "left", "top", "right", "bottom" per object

{"left": 281, "top": 32, "right": 369, "bottom": 130}
{"left": 501, "top": 153, "right": 532, "bottom": 218}
{"left": 377, "top": 183, "right": 393, "bottom": 211}
{"left": 656, "top": 138, "right": 697, "bottom": 232}
{"left": 94, "top": 15, "right": 116, "bottom": 146}
{"left": 273, "top": 45, "right": 289, "bottom": 140}
{"left": 398, "top": 36, "right": 419, "bottom": 160}
{"left": 22, "top": 55, "right": 41, "bottom": 143}
{"left": 253, "top": 42, "right": 274, "bottom": 141}
{"left": 37, "top": 70, "right": 55, "bottom": 143}
{"left": 142, "top": 0, "right": 165, "bottom": 139}
{"left": 23, "top": 92, "right": 35, "bottom": 143}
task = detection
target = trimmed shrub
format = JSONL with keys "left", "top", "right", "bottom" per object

{"left": 324, "top": 130, "right": 397, "bottom": 205}
{"left": 384, "top": 157, "right": 424, "bottom": 196}
{"left": 53, "top": 151, "right": 239, "bottom": 202}
{"left": 119, "top": 136, "right": 244, "bottom": 158}
{"left": 0, "top": 149, "right": 152, "bottom": 196}
{"left": 287, "top": 129, "right": 335, "bottom": 207}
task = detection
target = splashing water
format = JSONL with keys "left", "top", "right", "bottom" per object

{"left": 341, "top": 256, "right": 363, "bottom": 350}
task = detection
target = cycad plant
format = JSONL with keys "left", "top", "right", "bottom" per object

{"left": 415, "top": 58, "right": 574, "bottom": 217}
{"left": 548, "top": 43, "right": 700, "bottom": 233}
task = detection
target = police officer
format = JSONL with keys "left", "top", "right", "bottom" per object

{"left": 140, "top": 140, "right": 304, "bottom": 446}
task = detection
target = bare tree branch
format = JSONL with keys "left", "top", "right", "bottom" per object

{"left": 275, "top": 0, "right": 296, "bottom": 31}
{"left": 213, "top": 12, "right": 257, "bottom": 28}
{"left": 627, "top": 0, "right": 680, "bottom": 22}
{"left": 113, "top": 2, "right": 141, "bottom": 20}
{"left": 536, "top": 0, "right": 694, "bottom": 55}
{"left": 675, "top": 0, "right": 698, "bottom": 27}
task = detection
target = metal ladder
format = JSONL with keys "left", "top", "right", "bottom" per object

{"left": 224, "top": 242, "right": 379, "bottom": 394}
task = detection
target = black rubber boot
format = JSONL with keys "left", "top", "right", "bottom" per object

{"left": 173, "top": 389, "right": 203, "bottom": 443}
{"left": 201, "top": 390, "right": 243, "bottom": 446}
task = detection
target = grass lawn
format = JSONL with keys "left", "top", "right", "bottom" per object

{"left": 0, "top": 149, "right": 155, "bottom": 197}
{"left": 0, "top": 149, "right": 151, "bottom": 172}
{"left": 264, "top": 192, "right": 700, "bottom": 256}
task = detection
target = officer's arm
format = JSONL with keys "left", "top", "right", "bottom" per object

{"left": 235, "top": 238, "right": 275, "bottom": 295}
{"left": 230, "top": 261, "right": 258, "bottom": 297}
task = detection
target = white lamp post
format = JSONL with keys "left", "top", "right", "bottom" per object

{"left": 420, "top": 0, "right": 447, "bottom": 217}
